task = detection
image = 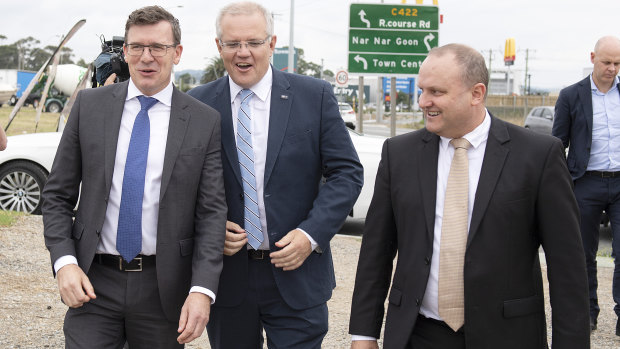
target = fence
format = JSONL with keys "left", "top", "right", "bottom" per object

{"left": 486, "top": 95, "right": 558, "bottom": 126}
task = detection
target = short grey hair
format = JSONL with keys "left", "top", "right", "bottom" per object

{"left": 216, "top": 1, "right": 273, "bottom": 39}
{"left": 428, "top": 43, "right": 489, "bottom": 96}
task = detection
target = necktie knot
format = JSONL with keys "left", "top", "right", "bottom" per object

{"left": 450, "top": 138, "right": 471, "bottom": 150}
{"left": 137, "top": 95, "right": 158, "bottom": 111}
{"left": 240, "top": 89, "right": 254, "bottom": 104}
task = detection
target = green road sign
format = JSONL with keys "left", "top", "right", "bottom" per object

{"left": 348, "top": 3, "right": 439, "bottom": 75}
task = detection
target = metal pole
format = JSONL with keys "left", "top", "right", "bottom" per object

{"left": 523, "top": 48, "right": 529, "bottom": 95}
{"left": 358, "top": 76, "right": 364, "bottom": 133}
{"left": 288, "top": 0, "right": 295, "bottom": 73}
{"left": 377, "top": 77, "right": 384, "bottom": 122}
{"left": 390, "top": 77, "right": 396, "bottom": 137}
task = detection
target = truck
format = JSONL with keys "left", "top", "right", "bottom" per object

{"left": 0, "top": 65, "right": 86, "bottom": 112}
{"left": 0, "top": 69, "right": 37, "bottom": 106}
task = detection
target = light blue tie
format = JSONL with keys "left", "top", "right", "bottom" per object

{"left": 236, "top": 89, "right": 264, "bottom": 249}
{"left": 116, "top": 95, "right": 158, "bottom": 262}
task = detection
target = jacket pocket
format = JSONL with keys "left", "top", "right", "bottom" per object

{"left": 503, "top": 295, "right": 542, "bottom": 318}
{"left": 71, "top": 220, "right": 84, "bottom": 240}
{"left": 388, "top": 286, "right": 403, "bottom": 306}
{"left": 179, "top": 238, "right": 194, "bottom": 256}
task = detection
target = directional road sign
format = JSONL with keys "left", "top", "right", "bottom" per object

{"left": 348, "top": 4, "right": 439, "bottom": 75}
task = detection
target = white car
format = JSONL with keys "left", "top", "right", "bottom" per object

{"left": 338, "top": 102, "right": 357, "bottom": 130}
{"left": 0, "top": 130, "right": 385, "bottom": 219}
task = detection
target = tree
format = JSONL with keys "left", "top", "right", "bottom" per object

{"left": 280, "top": 46, "right": 333, "bottom": 78}
{"left": 75, "top": 58, "right": 89, "bottom": 68}
{"left": 177, "top": 73, "right": 195, "bottom": 92}
{"left": 201, "top": 56, "right": 226, "bottom": 83}
{"left": 43, "top": 46, "right": 75, "bottom": 65}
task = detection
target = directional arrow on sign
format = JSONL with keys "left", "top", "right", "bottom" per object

{"left": 358, "top": 10, "right": 371, "bottom": 28}
{"left": 354, "top": 55, "right": 368, "bottom": 70}
{"left": 424, "top": 33, "right": 435, "bottom": 52}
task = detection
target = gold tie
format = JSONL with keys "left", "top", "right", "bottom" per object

{"left": 438, "top": 138, "right": 471, "bottom": 332}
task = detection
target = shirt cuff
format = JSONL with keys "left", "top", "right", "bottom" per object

{"left": 297, "top": 228, "right": 321, "bottom": 252}
{"left": 189, "top": 286, "right": 216, "bottom": 304}
{"left": 54, "top": 255, "right": 78, "bottom": 274}
{"left": 351, "top": 335, "right": 377, "bottom": 341}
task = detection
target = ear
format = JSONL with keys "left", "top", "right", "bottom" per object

{"left": 269, "top": 35, "right": 277, "bottom": 56}
{"left": 471, "top": 83, "right": 486, "bottom": 106}
{"left": 216, "top": 37, "right": 223, "bottom": 54}
{"left": 590, "top": 51, "right": 596, "bottom": 64}
{"left": 173, "top": 44, "right": 183, "bottom": 65}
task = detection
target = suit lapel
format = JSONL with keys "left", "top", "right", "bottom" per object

{"left": 578, "top": 77, "right": 593, "bottom": 136}
{"left": 159, "top": 86, "right": 190, "bottom": 201}
{"left": 214, "top": 79, "right": 242, "bottom": 187}
{"left": 264, "top": 70, "right": 292, "bottom": 186}
{"left": 104, "top": 81, "right": 129, "bottom": 196}
{"left": 467, "top": 116, "right": 509, "bottom": 247}
{"left": 419, "top": 130, "right": 439, "bottom": 242}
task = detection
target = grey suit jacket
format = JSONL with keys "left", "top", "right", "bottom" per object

{"left": 42, "top": 81, "right": 227, "bottom": 321}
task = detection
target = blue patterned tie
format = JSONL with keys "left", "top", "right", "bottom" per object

{"left": 116, "top": 95, "right": 158, "bottom": 262}
{"left": 236, "top": 89, "right": 264, "bottom": 249}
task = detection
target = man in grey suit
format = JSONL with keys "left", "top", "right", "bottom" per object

{"left": 42, "top": 6, "right": 226, "bottom": 348}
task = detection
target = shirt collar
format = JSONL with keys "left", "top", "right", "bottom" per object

{"left": 440, "top": 109, "right": 491, "bottom": 150}
{"left": 228, "top": 66, "right": 273, "bottom": 103}
{"left": 590, "top": 74, "right": 619, "bottom": 94}
{"left": 126, "top": 78, "right": 173, "bottom": 106}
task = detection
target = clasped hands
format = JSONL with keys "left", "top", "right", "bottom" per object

{"left": 224, "top": 221, "right": 313, "bottom": 271}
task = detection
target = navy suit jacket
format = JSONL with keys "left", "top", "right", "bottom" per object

{"left": 552, "top": 76, "right": 620, "bottom": 179}
{"left": 188, "top": 69, "right": 363, "bottom": 310}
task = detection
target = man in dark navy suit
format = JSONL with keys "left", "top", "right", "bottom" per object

{"left": 553, "top": 35, "right": 620, "bottom": 335}
{"left": 189, "top": 2, "right": 363, "bottom": 348}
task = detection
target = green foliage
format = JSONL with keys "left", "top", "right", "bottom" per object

{"left": 201, "top": 56, "right": 226, "bottom": 84}
{"left": 0, "top": 210, "right": 22, "bottom": 227}
{"left": 0, "top": 36, "right": 75, "bottom": 70}
{"left": 177, "top": 73, "right": 195, "bottom": 92}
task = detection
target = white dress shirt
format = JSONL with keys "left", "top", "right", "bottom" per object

{"left": 352, "top": 110, "right": 490, "bottom": 342}
{"left": 228, "top": 67, "right": 318, "bottom": 251}
{"left": 54, "top": 78, "right": 215, "bottom": 301}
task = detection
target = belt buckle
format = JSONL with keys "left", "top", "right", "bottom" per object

{"left": 602, "top": 172, "right": 612, "bottom": 178}
{"left": 122, "top": 257, "right": 143, "bottom": 272}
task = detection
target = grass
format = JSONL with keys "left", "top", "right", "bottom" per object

{"left": 0, "top": 210, "right": 23, "bottom": 227}
{"left": 0, "top": 106, "right": 59, "bottom": 136}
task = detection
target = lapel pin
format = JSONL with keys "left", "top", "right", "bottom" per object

{"left": 281, "top": 95, "right": 289, "bottom": 100}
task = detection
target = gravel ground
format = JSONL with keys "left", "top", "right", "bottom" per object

{"left": 0, "top": 215, "right": 618, "bottom": 348}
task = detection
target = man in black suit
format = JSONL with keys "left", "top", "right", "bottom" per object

{"left": 188, "top": 2, "right": 363, "bottom": 348}
{"left": 42, "top": 6, "right": 226, "bottom": 347}
{"left": 349, "top": 43, "right": 589, "bottom": 348}
{"left": 552, "top": 35, "right": 620, "bottom": 334}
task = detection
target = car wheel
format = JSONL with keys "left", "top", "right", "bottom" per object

{"left": 9, "top": 95, "right": 17, "bottom": 106}
{"left": 46, "top": 101, "right": 62, "bottom": 113}
{"left": 0, "top": 161, "right": 48, "bottom": 214}
{"left": 346, "top": 122, "right": 356, "bottom": 130}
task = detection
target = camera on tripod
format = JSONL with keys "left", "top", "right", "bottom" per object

{"left": 92, "top": 35, "right": 130, "bottom": 87}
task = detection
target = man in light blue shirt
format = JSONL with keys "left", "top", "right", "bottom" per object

{"left": 553, "top": 35, "right": 620, "bottom": 335}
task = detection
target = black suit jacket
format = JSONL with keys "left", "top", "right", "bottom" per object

{"left": 349, "top": 116, "right": 590, "bottom": 348}
{"left": 188, "top": 69, "right": 363, "bottom": 310}
{"left": 42, "top": 81, "right": 227, "bottom": 321}
{"left": 552, "top": 76, "right": 620, "bottom": 179}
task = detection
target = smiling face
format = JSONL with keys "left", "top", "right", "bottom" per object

{"left": 216, "top": 11, "right": 276, "bottom": 89}
{"left": 417, "top": 53, "right": 485, "bottom": 139}
{"left": 124, "top": 20, "right": 182, "bottom": 96}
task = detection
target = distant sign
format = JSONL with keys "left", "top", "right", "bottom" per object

{"left": 335, "top": 70, "right": 349, "bottom": 87}
{"left": 348, "top": 3, "right": 439, "bottom": 75}
{"left": 383, "top": 77, "right": 415, "bottom": 94}
{"left": 273, "top": 47, "right": 298, "bottom": 72}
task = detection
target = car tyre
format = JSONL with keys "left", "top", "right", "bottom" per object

{"left": 0, "top": 161, "right": 48, "bottom": 214}
{"left": 46, "top": 101, "right": 62, "bottom": 113}
{"left": 9, "top": 95, "right": 17, "bottom": 106}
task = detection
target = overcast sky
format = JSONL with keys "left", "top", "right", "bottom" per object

{"left": 3, "top": 0, "right": 619, "bottom": 91}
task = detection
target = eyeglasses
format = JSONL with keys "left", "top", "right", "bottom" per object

{"left": 125, "top": 43, "right": 177, "bottom": 57}
{"left": 219, "top": 37, "right": 271, "bottom": 52}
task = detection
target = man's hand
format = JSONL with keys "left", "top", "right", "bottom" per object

{"left": 271, "top": 229, "right": 312, "bottom": 271}
{"left": 177, "top": 292, "right": 211, "bottom": 344}
{"left": 351, "top": 340, "right": 379, "bottom": 349}
{"left": 103, "top": 73, "right": 117, "bottom": 86}
{"left": 223, "top": 221, "right": 248, "bottom": 256}
{"left": 56, "top": 264, "right": 96, "bottom": 308}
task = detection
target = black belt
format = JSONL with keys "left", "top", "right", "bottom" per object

{"left": 585, "top": 171, "right": 620, "bottom": 178}
{"left": 248, "top": 249, "right": 270, "bottom": 260}
{"left": 417, "top": 313, "right": 464, "bottom": 332}
{"left": 94, "top": 254, "right": 156, "bottom": 271}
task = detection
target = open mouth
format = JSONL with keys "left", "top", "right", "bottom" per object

{"left": 426, "top": 110, "right": 440, "bottom": 118}
{"left": 236, "top": 62, "right": 252, "bottom": 71}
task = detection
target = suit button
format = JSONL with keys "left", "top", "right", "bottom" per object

{"left": 425, "top": 257, "right": 430, "bottom": 265}
{"left": 239, "top": 193, "right": 243, "bottom": 200}
{"left": 96, "top": 230, "right": 101, "bottom": 236}
{"left": 416, "top": 299, "right": 421, "bottom": 306}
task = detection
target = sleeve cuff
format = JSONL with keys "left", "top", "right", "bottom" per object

{"left": 351, "top": 335, "right": 377, "bottom": 341}
{"left": 54, "top": 255, "right": 78, "bottom": 274}
{"left": 190, "top": 286, "right": 216, "bottom": 304}
{"left": 297, "top": 228, "right": 321, "bottom": 253}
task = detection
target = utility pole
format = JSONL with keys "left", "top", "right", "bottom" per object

{"left": 522, "top": 48, "right": 535, "bottom": 95}
{"left": 288, "top": 0, "right": 295, "bottom": 73}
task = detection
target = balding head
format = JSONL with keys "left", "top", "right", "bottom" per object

{"left": 590, "top": 36, "right": 620, "bottom": 92}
